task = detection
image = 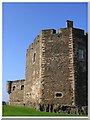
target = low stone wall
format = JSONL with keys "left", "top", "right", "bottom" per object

{"left": 7, "top": 102, "right": 88, "bottom": 115}
{"left": 37, "top": 104, "right": 88, "bottom": 115}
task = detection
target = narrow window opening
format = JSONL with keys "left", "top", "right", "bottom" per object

{"left": 13, "top": 86, "right": 15, "bottom": 91}
{"left": 21, "top": 85, "right": 24, "bottom": 90}
{"left": 33, "top": 53, "right": 36, "bottom": 62}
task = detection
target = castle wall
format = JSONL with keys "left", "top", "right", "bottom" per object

{"left": 6, "top": 20, "right": 88, "bottom": 114}
{"left": 39, "top": 28, "right": 74, "bottom": 106}
{"left": 24, "top": 35, "right": 42, "bottom": 107}
{"left": 24, "top": 25, "right": 87, "bottom": 108}
{"left": 7, "top": 79, "right": 25, "bottom": 105}
{"left": 72, "top": 28, "right": 88, "bottom": 106}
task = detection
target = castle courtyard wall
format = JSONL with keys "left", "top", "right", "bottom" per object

{"left": 6, "top": 79, "right": 25, "bottom": 105}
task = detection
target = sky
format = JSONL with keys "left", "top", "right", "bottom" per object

{"left": 2, "top": 2, "right": 88, "bottom": 102}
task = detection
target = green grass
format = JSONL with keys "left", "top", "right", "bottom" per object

{"left": 2, "top": 105, "right": 87, "bottom": 117}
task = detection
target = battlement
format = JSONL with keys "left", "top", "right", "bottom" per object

{"left": 7, "top": 79, "right": 25, "bottom": 82}
{"left": 26, "top": 20, "right": 86, "bottom": 53}
{"left": 72, "top": 28, "right": 84, "bottom": 36}
{"left": 66, "top": 20, "right": 73, "bottom": 28}
{"left": 58, "top": 28, "right": 67, "bottom": 34}
{"left": 40, "top": 29, "right": 56, "bottom": 36}
{"left": 27, "top": 35, "right": 40, "bottom": 52}
{"left": 33, "top": 35, "right": 40, "bottom": 44}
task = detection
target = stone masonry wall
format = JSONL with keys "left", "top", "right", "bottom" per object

{"left": 39, "top": 28, "right": 74, "bottom": 106}
{"left": 24, "top": 35, "right": 42, "bottom": 107}
{"left": 7, "top": 79, "right": 25, "bottom": 105}
{"left": 72, "top": 28, "right": 87, "bottom": 106}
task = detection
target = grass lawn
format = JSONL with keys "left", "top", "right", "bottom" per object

{"left": 2, "top": 105, "right": 87, "bottom": 117}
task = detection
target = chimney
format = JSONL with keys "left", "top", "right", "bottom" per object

{"left": 66, "top": 20, "right": 73, "bottom": 28}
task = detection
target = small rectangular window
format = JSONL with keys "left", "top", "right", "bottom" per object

{"left": 33, "top": 53, "right": 36, "bottom": 62}
{"left": 78, "top": 49, "right": 84, "bottom": 60}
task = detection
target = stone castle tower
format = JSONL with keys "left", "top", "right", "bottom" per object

{"left": 6, "top": 20, "right": 88, "bottom": 114}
